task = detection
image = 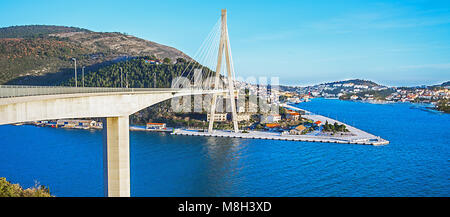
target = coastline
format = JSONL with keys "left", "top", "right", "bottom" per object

{"left": 339, "top": 98, "right": 450, "bottom": 113}
{"left": 172, "top": 104, "right": 389, "bottom": 146}
{"left": 172, "top": 128, "right": 389, "bottom": 146}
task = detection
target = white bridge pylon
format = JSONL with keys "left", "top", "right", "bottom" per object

{"left": 208, "top": 9, "right": 239, "bottom": 133}
{"left": 172, "top": 9, "right": 239, "bottom": 133}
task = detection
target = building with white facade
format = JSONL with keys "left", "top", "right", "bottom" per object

{"left": 260, "top": 114, "right": 281, "bottom": 123}
{"left": 207, "top": 113, "right": 228, "bottom": 122}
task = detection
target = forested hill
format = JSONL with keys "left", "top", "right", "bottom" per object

{"left": 63, "top": 56, "right": 216, "bottom": 88}
{"left": 322, "top": 79, "right": 380, "bottom": 87}
{"left": 435, "top": 81, "right": 450, "bottom": 87}
{"left": 0, "top": 25, "right": 191, "bottom": 85}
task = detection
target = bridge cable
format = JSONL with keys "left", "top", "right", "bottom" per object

{"left": 172, "top": 18, "right": 220, "bottom": 88}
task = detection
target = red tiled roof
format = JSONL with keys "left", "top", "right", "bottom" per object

{"left": 295, "top": 125, "right": 306, "bottom": 131}
{"left": 266, "top": 123, "right": 280, "bottom": 128}
{"left": 147, "top": 123, "right": 165, "bottom": 125}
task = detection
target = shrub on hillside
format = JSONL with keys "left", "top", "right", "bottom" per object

{"left": 0, "top": 177, "right": 53, "bottom": 197}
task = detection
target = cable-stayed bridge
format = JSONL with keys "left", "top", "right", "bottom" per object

{"left": 0, "top": 9, "right": 239, "bottom": 197}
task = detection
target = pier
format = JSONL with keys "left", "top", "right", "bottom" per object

{"left": 172, "top": 129, "right": 388, "bottom": 146}
{"left": 172, "top": 105, "right": 389, "bottom": 146}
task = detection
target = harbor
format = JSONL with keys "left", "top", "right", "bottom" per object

{"left": 172, "top": 105, "right": 389, "bottom": 146}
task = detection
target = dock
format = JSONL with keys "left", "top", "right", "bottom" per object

{"left": 130, "top": 126, "right": 173, "bottom": 132}
{"left": 172, "top": 105, "right": 389, "bottom": 146}
{"left": 172, "top": 129, "right": 388, "bottom": 146}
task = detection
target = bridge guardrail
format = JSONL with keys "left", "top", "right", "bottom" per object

{"left": 0, "top": 85, "right": 225, "bottom": 98}
{"left": 0, "top": 85, "right": 169, "bottom": 98}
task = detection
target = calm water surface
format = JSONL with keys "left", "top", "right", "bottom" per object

{"left": 0, "top": 98, "right": 448, "bottom": 196}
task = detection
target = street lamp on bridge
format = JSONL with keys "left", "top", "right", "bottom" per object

{"left": 82, "top": 66, "right": 85, "bottom": 87}
{"left": 120, "top": 67, "right": 123, "bottom": 88}
{"left": 71, "top": 58, "right": 77, "bottom": 87}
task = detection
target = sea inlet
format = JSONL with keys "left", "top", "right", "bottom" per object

{"left": 0, "top": 98, "right": 448, "bottom": 196}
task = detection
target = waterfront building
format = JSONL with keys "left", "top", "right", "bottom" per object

{"left": 236, "top": 113, "right": 251, "bottom": 122}
{"left": 289, "top": 125, "right": 306, "bottom": 135}
{"left": 207, "top": 113, "right": 228, "bottom": 122}
{"left": 146, "top": 123, "right": 167, "bottom": 130}
{"left": 301, "top": 94, "right": 311, "bottom": 100}
{"left": 34, "top": 120, "right": 48, "bottom": 125}
{"left": 286, "top": 112, "right": 300, "bottom": 121}
{"left": 237, "top": 106, "right": 246, "bottom": 113}
{"left": 310, "top": 91, "right": 320, "bottom": 97}
{"left": 93, "top": 122, "right": 103, "bottom": 129}
{"left": 260, "top": 114, "right": 281, "bottom": 123}
{"left": 287, "top": 97, "right": 301, "bottom": 103}
{"left": 282, "top": 92, "right": 294, "bottom": 97}
{"left": 56, "top": 119, "right": 98, "bottom": 129}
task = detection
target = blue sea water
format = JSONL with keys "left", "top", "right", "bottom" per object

{"left": 0, "top": 98, "right": 448, "bottom": 197}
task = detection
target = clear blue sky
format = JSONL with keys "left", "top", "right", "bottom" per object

{"left": 1, "top": 0, "right": 450, "bottom": 86}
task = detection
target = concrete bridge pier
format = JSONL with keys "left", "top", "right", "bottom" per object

{"left": 102, "top": 116, "right": 130, "bottom": 197}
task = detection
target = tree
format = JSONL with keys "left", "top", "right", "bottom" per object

{"left": 333, "top": 122, "right": 339, "bottom": 132}
{"left": 322, "top": 121, "right": 329, "bottom": 131}
{"left": 436, "top": 99, "right": 450, "bottom": 113}
{"left": 176, "top": 58, "right": 186, "bottom": 64}
{"left": 0, "top": 177, "right": 53, "bottom": 197}
{"left": 163, "top": 57, "right": 171, "bottom": 64}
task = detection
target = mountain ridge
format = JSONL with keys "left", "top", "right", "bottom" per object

{"left": 320, "top": 79, "right": 380, "bottom": 87}
{"left": 0, "top": 25, "right": 191, "bottom": 85}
